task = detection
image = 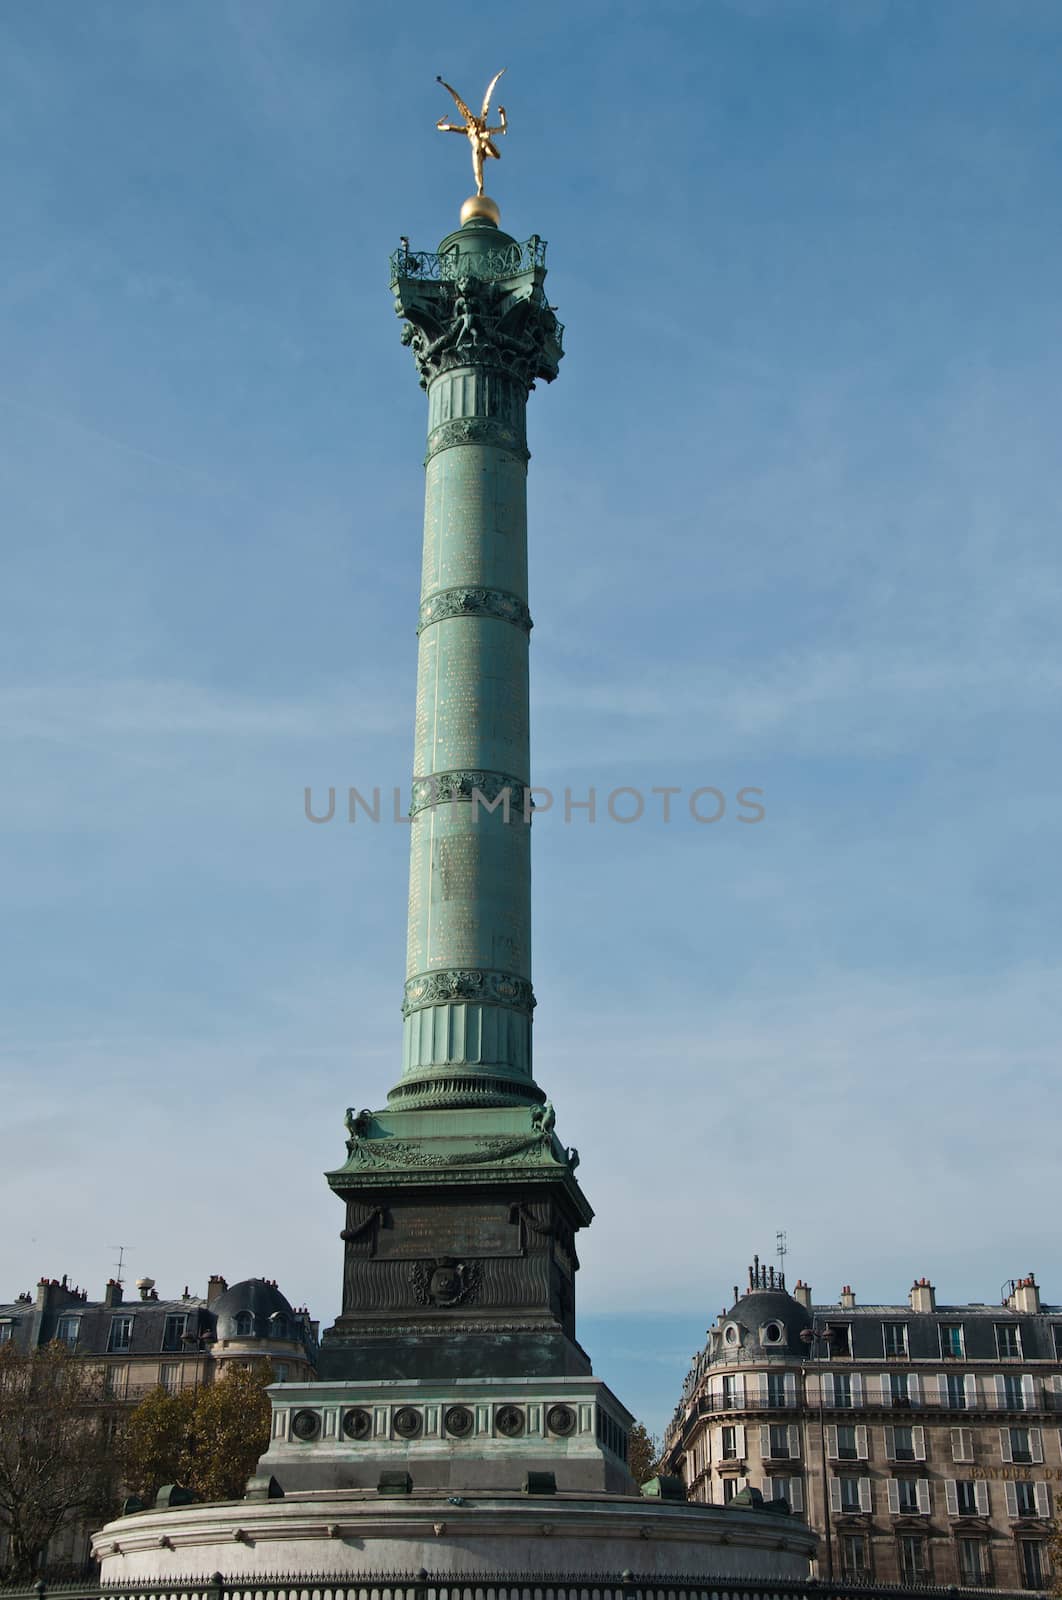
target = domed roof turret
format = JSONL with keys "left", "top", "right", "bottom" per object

{"left": 709, "top": 1261, "right": 812, "bottom": 1364}
{"left": 211, "top": 1278, "right": 296, "bottom": 1341}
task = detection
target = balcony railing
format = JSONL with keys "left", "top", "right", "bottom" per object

{"left": 389, "top": 237, "right": 548, "bottom": 287}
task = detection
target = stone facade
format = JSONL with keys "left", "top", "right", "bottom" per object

{"left": 663, "top": 1262, "right": 1060, "bottom": 1592}
{"left": 0, "top": 1273, "right": 317, "bottom": 1575}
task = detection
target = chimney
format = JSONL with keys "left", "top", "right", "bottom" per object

{"left": 909, "top": 1277, "right": 936, "bottom": 1313}
{"left": 1012, "top": 1274, "right": 1041, "bottom": 1314}
{"left": 135, "top": 1277, "right": 156, "bottom": 1302}
{"left": 839, "top": 1284, "right": 856, "bottom": 1309}
{"left": 103, "top": 1279, "right": 123, "bottom": 1307}
{"left": 793, "top": 1279, "right": 813, "bottom": 1310}
{"left": 207, "top": 1274, "right": 228, "bottom": 1303}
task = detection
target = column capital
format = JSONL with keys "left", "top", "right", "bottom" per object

{"left": 392, "top": 239, "right": 563, "bottom": 391}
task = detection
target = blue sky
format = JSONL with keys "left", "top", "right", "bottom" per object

{"left": 2, "top": 0, "right": 1061, "bottom": 1437}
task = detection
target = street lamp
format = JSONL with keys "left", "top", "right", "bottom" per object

{"left": 800, "top": 1323, "right": 835, "bottom": 1582}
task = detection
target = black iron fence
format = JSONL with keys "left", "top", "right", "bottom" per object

{"left": 0, "top": 1575, "right": 1049, "bottom": 1600}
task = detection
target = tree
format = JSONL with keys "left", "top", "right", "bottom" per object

{"left": 628, "top": 1419, "right": 663, "bottom": 1485}
{"left": 0, "top": 1342, "right": 118, "bottom": 1582}
{"left": 122, "top": 1363, "right": 273, "bottom": 1505}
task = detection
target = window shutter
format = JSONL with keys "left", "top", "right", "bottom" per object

{"left": 995, "top": 1375, "right": 1007, "bottom": 1408}
{"left": 856, "top": 1425, "right": 869, "bottom": 1460}
{"left": 1031, "top": 1427, "right": 1043, "bottom": 1464}
{"left": 852, "top": 1373, "right": 865, "bottom": 1406}
{"left": 821, "top": 1372, "right": 835, "bottom": 1405}
{"left": 736, "top": 1475, "right": 747, "bottom": 1494}
{"left": 936, "top": 1373, "right": 949, "bottom": 1404}
{"left": 1000, "top": 1429, "right": 1013, "bottom": 1463}
{"left": 965, "top": 1373, "right": 978, "bottom": 1406}
{"left": 826, "top": 1424, "right": 839, "bottom": 1459}
{"left": 790, "top": 1478, "right": 804, "bottom": 1512}
{"left": 1035, "top": 1482, "right": 1050, "bottom": 1519}
{"left": 909, "top": 1373, "right": 922, "bottom": 1405}
{"left": 789, "top": 1424, "right": 801, "bottom": 1459}
{"left": 734, "top": 1374, "right": 746, "bottom": 1406}
{"left": 1005, "top": 1482, "right": 1018, "bottom": 1519}
{"left": 761, "top": 1424, "right": 771, "bottom": 1457}
{"left": 876, "top": 1373, "right": 891, "bottom": 1406}
{"left": 917, "top": 1478, "right": 931, "bottom": 1514}
{"left": 829, "top": 1478, "right": 842, "bottom": 1514}
{"left": 914, "top": 1425, "right": 926, "bottom": 1461}
{"left": 735, "top": 1423, "right": 746, "bottom": 1457}
{"left": 885, "top": 1425, "right": 896, "bottom": 1460}
{"left": 859, "top": 1476, "right": 873, "bottom": 1512}
{"left": 888, "top": 1479, "right": 900, "bottom": 1515}
{"left": 754, "top": 1372, "right": 766, "bottom": 1404}
{"left": 945, "top": 1480, "right": 959, "bottom": 1516}
{"left": 1023, "top": 1374, "right": 1037, "bottom": 1408}
{"left": 975, "top": 1480, "right": 990, "bottom": 1516}
{"left": 785, "top": 1371, "right": 797, "bottom": 1406}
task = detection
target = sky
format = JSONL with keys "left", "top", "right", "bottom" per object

{"left": 2, "top": 0, "right": 1061, "bottom": 1438}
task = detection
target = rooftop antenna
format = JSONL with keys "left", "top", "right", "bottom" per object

{"left": 110, "top": 1244, "right": 131, "bottom": 1285}
{"left": 776, "top": 1229, "right": 788, "bottom": 1288}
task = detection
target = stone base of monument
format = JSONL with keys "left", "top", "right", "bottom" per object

{"left": 94, "top": 1489, "right": 816, "bottom": 1583}
{"left": 252, "top": 1375, "right": 635, "bottom": 1494}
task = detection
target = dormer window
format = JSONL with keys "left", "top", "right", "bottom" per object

{"left": 270, "top": 1314, "right": 289, "bottom": 1340}
{"left": 724, "top": 1323, "right": 740, "bottom": 1346}
{"left": 763, "top": 1321, "right": 784, "bottom": 1344}
{"left": 234, "top": 1312, "right": 254, "bottom": 1337}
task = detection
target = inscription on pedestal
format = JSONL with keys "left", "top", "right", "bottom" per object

{"left": 377, "top": 1203, "right": 521, "bottom": 1259}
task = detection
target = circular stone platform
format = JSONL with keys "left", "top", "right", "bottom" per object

{"left": 94, "top": 1488, "right": 816, "bottom": 1582}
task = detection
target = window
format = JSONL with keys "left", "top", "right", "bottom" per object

{"left": 107, "top": 1315, "right": 133, "bottom": 1353}
{"left": 1010, "top": 1427, "right": 1034, "bottom": 1464}
{"left": 837, "top": 1424, "right": 859, "bottom": 1460}
{"left": 271, "top": 1314, "right": 289, "bottom": 1340}
{"left": 162, "top": 1314, "right": 188, "bottom": 1352}
{"left": 273, "top": 1362, "right": 289, "bottom": 1382}
{"left": 55, "top": 1316, "right": 80, "bottom": 1349}
{"left": 840, "top": 1533, "right": 868, "bottom": 1576}
{"left": 721, "top": 1475, "right": 744, "bottom": 1503}
{"left": 1003, "top": 1374, "right": 1025, "bottom": 1411}
{"left": 763, "top": 1320, "right": 783, "bottom": 1344}
{"left": 1053, "top": 1327, "right": 1062, "bottom": 1362}
{"left": 996, "top": 1323, "right": 1022, "bottom": 1359}
{"left": 941, "top": 1323, "right": 965, "bottom": 1359}
{"left": 1014, "top": 1482, "right": 1037, "bottom": 1517}
{"left": 896, "top": 1478, "right": 920, "bottom": 1514}
{"left": 104, "top": 1365, "right": 128, "bottom": 1399}
{"left": 893, "top": 1425, "right": 916, "bottom": 1462}
{"left": 890, "top": 1372, "right": 911, "bottom": 1407}
{"left": 721, "top": 1426, "right": 738, "bottom": 1460}
{"left": 899, "top": 1534, "right": 928, "bottom": 1585}
{"left": 769, "top": 1424, "right": 791, "bottom": 1460}
{"left": 766, "top": 1372, "right": 787, "bottom": 1407}
{"left": 159, "top": 1363, "right": 180, "bottom": 1394}
{"left": 723, "top": 1323, "right": 740, "bottom": 1346}
{"left": 947, "top": 1373, "right": 967, "bottom": 1410}
{"left": 958, "top": 1537, "right": 988, "bottom": 1587}
{"left": 883, "top": 1322, "right": 908, "bottom": 1358}
{"left": 234, "top": 1311, "right": 254, "bottom": 1337}
{"left": 770, "top": 1476, "right": 803, "bottom": 1512}
{"left": 839, "top": 1475, "right": 863, "bottom": 1512}
{"left": 834, "top": 1374, "right": 853, "bottom": 1408}
{"left": 956, "top": 1481, "right": 978, "bottom": 1516}
{"left": 1020, "top": 1541, "right": 1047, "bottom": 1590}
{"left": 0, "top": 1323, "right": 12, "bottom": 1345}
{"left": 828, "top": 1324, "right": 852, "bottom": 1357}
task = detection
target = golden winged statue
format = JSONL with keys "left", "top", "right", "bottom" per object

{"left": 436, "top": 70, "right": 508, "bottom": 196}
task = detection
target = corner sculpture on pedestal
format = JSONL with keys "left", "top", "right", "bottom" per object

{"left": 92, "top": 77, "right": 818, "bottom": 1584}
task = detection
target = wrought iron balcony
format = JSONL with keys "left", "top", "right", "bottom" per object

{"left": 389, "top": 237, "right": 548, "bottom": 287}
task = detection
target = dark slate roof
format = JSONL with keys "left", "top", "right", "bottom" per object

{"left": 212, "top": 1278, "right": 297, "bottom": 1341}
{"left": 719, "top": 1288, "right": 813, "bottom": 1360}
{"left": 807, "top": 1302, "right": 1062, "bottom": 1363}
{"left": 2, "top": 1293, "right": 213, "bottom": 1356}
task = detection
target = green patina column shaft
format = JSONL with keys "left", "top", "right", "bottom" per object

{"left": 389, "top": 214, "right": 563, "bottom": 1113}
